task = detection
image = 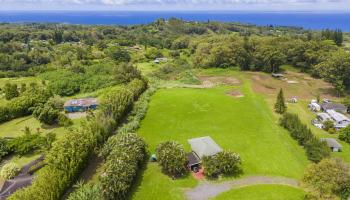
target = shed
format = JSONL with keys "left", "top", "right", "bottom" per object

{"left": 321, "top": 103, "right": 348, "bottom": 113}
{"left": 320, "top": 138, "right": 342, "bottom": 152}
{"left": 64, "top": 98, "right": 98, "bottom": 113}
{"left": 188, "top": 136, "right": 222, "bottom": 158}
{"left": 272, "top": 73, "right": 284, "bottom": 78}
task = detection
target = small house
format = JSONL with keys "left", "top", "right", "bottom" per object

{"left": 154, "top": 57, "right": 168, "bottom": 64}
{"left": 309, "top": 102, "right": 321, "bottom": 112}
{"left": 320, "top": 138, "right": 342, "bottom": 152}
{"left": 272, "top": 73, "right": 284, "bottom": 79}
{"left": 326, "top": 109, "right": 350, "bottom": 129}
{"left": 187, "top": 136, "right": 222, "bottom": 171}
{"left": 64, "top": 98, "right": 98, "bottom": 113}
{"left": 321, "top": 102, "right": 348, "bottom": 114}
{"left": 289, "top": 98, "right": 298, "bottom": 103}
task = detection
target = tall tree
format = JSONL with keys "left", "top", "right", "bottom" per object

{"left": 275, "top": 89, "right": 287, "bottom": 114}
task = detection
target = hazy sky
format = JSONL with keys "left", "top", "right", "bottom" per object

{"left": 0, "top": 0, "right": 350, "bottom": 11}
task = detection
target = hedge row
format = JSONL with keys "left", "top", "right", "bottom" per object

{"left": 8, "top": 79, "right": 147, "bottom": 200}
{"left": 280, "top": 113, "right": 331, "bottom": 163}
{"left": 100, "top": 133, "right": 146, "bottom": 200}
{"left": 69, "top": 84, "right": 157, "bottom": 200}
{"left": 0, "top": 88, "right": 51, "bottom": 123}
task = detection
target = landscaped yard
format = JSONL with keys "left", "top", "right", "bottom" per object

{"left": 213, "top": 184, "right": 305, "bottom": 200}
{"left": 133, "top": 70, "right": 308, "bottom": 199}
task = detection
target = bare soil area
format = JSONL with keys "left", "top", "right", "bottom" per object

{"left": 226, "top": 90, "right": 244, "bottom": 98}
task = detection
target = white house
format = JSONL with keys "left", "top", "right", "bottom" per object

{"left": 326, "top": 109, "right": 350, "bottom": 129}
{"left": 309, "top": 102, "right": 321, "bottom": 112}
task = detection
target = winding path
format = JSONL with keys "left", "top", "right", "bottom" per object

{"left": 185, "top": 176, "right": 299, "bottom": 200}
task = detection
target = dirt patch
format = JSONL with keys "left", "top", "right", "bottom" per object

{"left": 67, "top": 112, "right": 87, "bottom": 119}
{"left": 226, "top": 90, "right": 244, "bottom": 98}
{"left": 197, "top": 76, "right": 240, "bottom": 86}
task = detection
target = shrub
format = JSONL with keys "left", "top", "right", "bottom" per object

{"left": 7, "top": 132, "right": 47, "bottom": 156}
{"left": 203, "top": 151, "right": 241, "bottom": 178}
{"left": 32, "top": 104, "right": 60, "bottom": 125}
{"left": 0, "top": 138, "right": 9, "bottom": 160}
{"left": 323, "top": 120, "right": 335, "bottom": 132}
{"left": 302, "top": 158, "right": 350, "bottom": 200}
{"left": 0, "top": 163, "right": 19, "bottom": 180}
{"left": 67, "top": 182, "right": 103, "bottom": 200}
{"left": 156, "top": 141, "right": 187, "bottom": 178}
{"left": 304, "top": 138, "right": 331, "bottom": 163}
{"left": 58, "top": 114, "right": 73, "bottom": 127}
{"left": 100, "top": 133, "right": 146, "bottom": 200}
{"left": 0, "top": 106, "right": 10, "bottom": 123}
{"left": 4, "top": 83, "right": 19, "bottom": 100}
{"left": 113, "top": 63, "right": 142, "bottom": 84}
{"left": 339, "top": 126, "right": 350, "bottom": 144}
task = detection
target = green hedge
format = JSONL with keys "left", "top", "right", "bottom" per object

{"left": 8, "top": 79, "right": 147, "bottom": 200}
{"left": 100, "top": 133, "right": 146, "bottom": 200}
{"left": 280, "top": 113, "right": 330, "bottom": 163}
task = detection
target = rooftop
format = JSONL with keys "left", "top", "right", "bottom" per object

{"left": 326, "top": 109, "right": 350, "bottom": 123}
{"left": 321, "top": 102, "right": 347, "bottom": 112}
{"left": 320, "top": 138, "right": 342, "bottom": 148}
{"left": 188, "top": 136, "right": 222, "bottom": 158}
{"left": 64, "top": 98, "right": 98, "bottom": 107}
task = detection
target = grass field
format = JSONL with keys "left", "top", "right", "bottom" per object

{"left": 213, "top": 184, "right": 305, "bottom": 200}
{"left": 132, "top": 70, "right": 309, "bottom": 200}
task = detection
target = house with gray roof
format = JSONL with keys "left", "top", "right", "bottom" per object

{"left": 321, "top": 102, "right": 348, "bottom": 114}
{"left": 316, "top": 113, "right": 332, "bottom": 123}
{"left": 187, "top": 136, "right": 222, "bottom": 171}
{"left": 326, "top": 109, "right": 350, "bottom": 129}
{"left": 320, "top": 138, "right": 342, "bottom": 152}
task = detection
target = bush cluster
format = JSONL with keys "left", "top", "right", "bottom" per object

{"left": 302, "top": 158, "right": 350, "bottom": 200}
{"left": 202, "top": 151, "right": 242, "bottom": 178}
{"left": 280, "top": 113, "right": 331, "bottom": 163}
{"left": 8, "top": 79, "right": 147, "bottom": 200}
{"left": 100, "top": 133, "right": 146, "bottom": 200}
{"left": 0, "top": 162, "right": 20, "bottom": 180}
{"left": 339, "top": 126, "right": 350, "bottom": 144}
{"left": 0, "top": 87, "right": 51, "bottom": 124}
{"left": 156, "top": 141, "right": 187, "bottom": 178}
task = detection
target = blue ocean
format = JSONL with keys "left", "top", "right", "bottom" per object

{"left": 0, "top": 11, "right": 349, "bottom": 31}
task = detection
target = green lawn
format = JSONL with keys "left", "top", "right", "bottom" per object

{"left": 0, "top": 116, "right": 82, "bottom": 139}
{"left": 213, "top": 185, "right": 305, "bottom": 200}
{"left": 133, "top": 74, "right": 308, "bottom": 199}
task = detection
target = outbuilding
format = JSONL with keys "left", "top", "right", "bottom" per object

{"left": 309, "top": 102, "right": 321, "bottom": 112}
{"left": 64, "top": 98, "right": 98, "bottom": 113}
{"left": 321, "top": 102, "right": 348, "bottom": 114}
{"left": 320, "top": 138, "right": 342, "bottom": 152}
{"left": 187, "top": 136, "right": 222, "bottom": 172}
{"left": 326, "top": 109, "right": 350, "bottom": 130}
{"left": 272, "top": 73, "right": 284, "bottom": 78}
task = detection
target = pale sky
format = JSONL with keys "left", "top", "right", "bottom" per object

{"left": 0, "top": 0, "right": 350, "bottom": 11}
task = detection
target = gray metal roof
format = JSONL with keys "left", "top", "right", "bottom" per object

{"left": 326, "top": 109, "right": 350, "bottom": 123}
{"left": 64, "top": 98, "right": 98, "bottom": 107}
{"left": 317, "top": 113, "right": 331, "bottom": 122}
{"left": 188, "top": 136, "right": 222, "bottom": 158}
{"left": 321, "top": 103, "right": 347, "bottom": 112}
{"left": 320, "top": 138, "right": 342, "bottom": 148}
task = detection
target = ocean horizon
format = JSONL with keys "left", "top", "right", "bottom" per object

{"left": 0, "top": 11, "right": 350, "bottom": 31}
